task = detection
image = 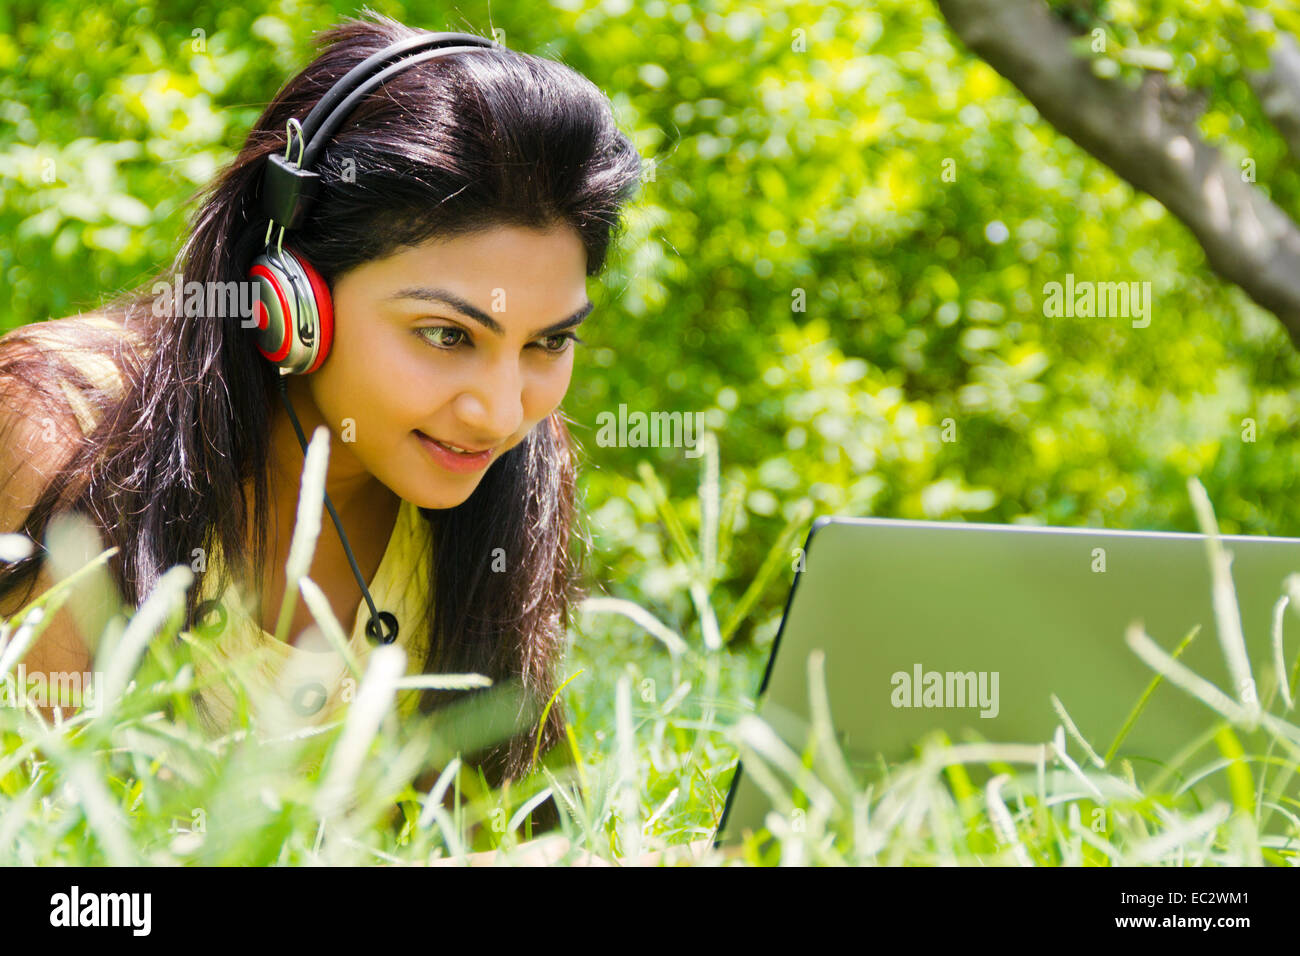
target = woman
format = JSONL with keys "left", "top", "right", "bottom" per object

{"left": 0, "top": 13, "right": 641, "bottom": 840}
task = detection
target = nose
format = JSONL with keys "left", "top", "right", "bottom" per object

{"left": 453, "top": 355, "right": 525, "bottom": 442}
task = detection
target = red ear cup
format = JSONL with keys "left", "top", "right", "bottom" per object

{"left": 248, "top": 257, "right": 295, "bottom": 365}
{"left": 293, "top": 253, "right": 334, "bottom": 375}
{"left": 246, "top": 246, "right": 333, "bottom": 375}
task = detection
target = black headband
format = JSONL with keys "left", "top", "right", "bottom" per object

{"left": 259, "top": 30, "right": 497, "bottom": 231}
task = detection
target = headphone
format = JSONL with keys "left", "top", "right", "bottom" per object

{"left": 245, "top": 30, "right": 498, "bottom": 646}
{"left": 248, "top": 30, "right": 498, "bottom": 375}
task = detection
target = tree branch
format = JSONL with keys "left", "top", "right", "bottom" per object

{"left": 1247, "top": 23, "right": 1300, "bottom": 161}
{"left": 936, "top": 0, "right": 1300, "bottom": 349}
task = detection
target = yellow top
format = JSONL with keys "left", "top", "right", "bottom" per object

{"left": 34, "top": 313, "right": 436, "bottom": 737}
{"left": 186, "top": 496, "right": 433, "bottom": 738}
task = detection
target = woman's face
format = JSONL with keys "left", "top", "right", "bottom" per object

{"left": 299, "top": 223, "right": 590, "bottom": 510}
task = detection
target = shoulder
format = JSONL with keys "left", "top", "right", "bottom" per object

{"left": 0, "top": 311, "right": 150, "bottom": 438}
{"left": 3, "top": 311, "right": 149, "bottom": 372}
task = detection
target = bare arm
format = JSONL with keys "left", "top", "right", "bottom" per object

{"left": 0, "top": 375, "right": 98, "bottom": 723}
{"left": 429, "top": 835, "right": 736, "bottom": 866}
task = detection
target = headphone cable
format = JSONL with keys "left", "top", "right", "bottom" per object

{"left": 275, "top": 372, "right": 397, "bottom": 644}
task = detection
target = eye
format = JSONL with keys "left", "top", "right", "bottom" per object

{"left": 416, "top": 326, "right": 467, "bottom": 350}
{"left": 416, "top": 325, "right": 584, "bottom": 355}
{"left": 535, "top": 332, "right": 584, "bottom": 354}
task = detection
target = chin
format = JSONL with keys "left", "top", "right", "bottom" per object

{"left": 404, "top": 483, "right": 481, "bottom": 511}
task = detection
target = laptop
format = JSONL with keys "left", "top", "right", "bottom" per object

{"left": 713, "top": 514, "right": 1300, "bottom": 849}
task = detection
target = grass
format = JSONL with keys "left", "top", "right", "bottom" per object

{"left": 1, "top": 422, "right": 1298, "bottom": 865}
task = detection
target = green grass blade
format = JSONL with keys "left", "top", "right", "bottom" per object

{"left": 720, "top": 498, "right": 813, "bottom": 645}
{"left": 532, "top": 668, "right": 584, "bottom": 770}
{"left": 697, "top": 431, "right": 719, "bottom": 585}
{"left": 1104, "top": 623, "right": 1199, "bottom": 765}
{"left": 636, "top": 461, "right": 697, "bottom": 572}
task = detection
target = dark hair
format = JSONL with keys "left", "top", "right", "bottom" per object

{"left": 0, "top": 13, "right": 642, "bottom": 829}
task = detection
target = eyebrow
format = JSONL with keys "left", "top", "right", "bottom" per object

{"left": 388, "top": 286, "right": 594, "bottom": 338}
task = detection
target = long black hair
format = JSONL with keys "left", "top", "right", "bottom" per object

{"left": 0, "top": 12, "right": 642, "bottom": 824}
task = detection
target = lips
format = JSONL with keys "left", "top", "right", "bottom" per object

{"left": 416, "top": 431, "right": 495, "bottom": 455}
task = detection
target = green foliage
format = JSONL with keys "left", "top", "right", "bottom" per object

{"left": 5, "top": 0, "right": 1300, "bottom": 864}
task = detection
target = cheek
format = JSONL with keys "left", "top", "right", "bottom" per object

{"left": 312, "top": 336, "right": 427, "bottom": 434}
{"left": 525, "top": 359, "right": 574, "bottom": 415}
